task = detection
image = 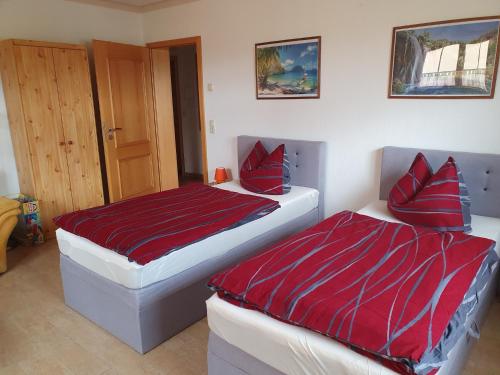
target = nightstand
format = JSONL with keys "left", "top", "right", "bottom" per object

{"left": 208, "top": 179, "right": 232, "bottom": 187}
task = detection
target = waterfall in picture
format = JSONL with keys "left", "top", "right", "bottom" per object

{"left": 391, "top": 19, "right": 499, "bottom": 97}
{"left": 409, "top": 35, "right": 423, "bottom": 87}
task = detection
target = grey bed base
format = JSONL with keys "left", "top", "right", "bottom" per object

{"left": 59, "top": 136, "right": 326, "bottom": 354}
{"left": 61, "top": 209, "right": 319, "bottom": 354}
{"left": 207, "top": 146, "right": 500, "bottom": 375}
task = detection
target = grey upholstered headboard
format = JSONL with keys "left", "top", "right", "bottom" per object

{"left": 380, "top": 146, "right": 500, "bottom": 218}
{"left": 237, "top": 136, "right": 327, "bottom": 219}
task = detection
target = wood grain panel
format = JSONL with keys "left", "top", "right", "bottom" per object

{"left": 117, "top": 154, "right": 155, "bottom": 198}
{"left": 0, "top": 41, "right": 36, "bottom": 196}
{"left": 108, "top": 59, "right": 149, "bottom": 145}
{"left": 53, "top": 48, "right": 104, "bottom": 210}
{"left": 12, "top": 40, "right": 85, "bottom": 50}
{"left": 93, "top": 40, "right": 160, "bottom": 202}
{"left": 151, "top": 48, "right": 179, "bottom": 191}
{"left": 14, "top": 45, "right": 74, "bottom": 236}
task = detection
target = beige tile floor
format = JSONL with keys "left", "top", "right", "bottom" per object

{"left": 0, "top": 241, "right": 499, "bottom": 375}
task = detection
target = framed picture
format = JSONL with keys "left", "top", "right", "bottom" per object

{"left": 389, "top": 16, "right": 500, "bottom": 99}
{"left": 255, "top": 36, "right": 321, "bottom": 99}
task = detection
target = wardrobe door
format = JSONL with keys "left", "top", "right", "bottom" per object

{"left": 14, "top": 45, "right": 74, "bottom": 236}
{"left": 53, "top": 48, "right": 104, "bottom": 210}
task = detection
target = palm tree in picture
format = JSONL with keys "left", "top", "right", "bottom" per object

{"left": 256, "top": 47, "right": 284, "bottom": 90}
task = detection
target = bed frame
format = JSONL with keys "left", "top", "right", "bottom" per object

{"left": 207, "top": 146, "right": 500, "bottom": 375}
{"left": 59, "top": 136, "right": 326, "bottom": 354}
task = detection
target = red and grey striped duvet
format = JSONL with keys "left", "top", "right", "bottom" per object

{"left": 209, "top": 211, "right": 496, "bottom": 374}
{"left": 54, "top": 184, "right": 280, "bottom": 265}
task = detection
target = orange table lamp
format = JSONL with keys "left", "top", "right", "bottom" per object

{"left": 214, "top": 167, "right": 228, "bottom": 184}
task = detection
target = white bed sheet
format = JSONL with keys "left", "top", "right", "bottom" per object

{"left": 207, "top": 201, "right": 500, "bottom": 375}
{"left": 207, "top": 294, "right": 396, "bottom": 375}
{"left": 56, "top": 181, "right": 319, "bottom": 289}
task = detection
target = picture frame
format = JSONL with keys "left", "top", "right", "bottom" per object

{"left": 388, "top": 16, "right": 500, "bottom": 99}
{"left": 255, "top": 36, "right": 321, "bottom": 99}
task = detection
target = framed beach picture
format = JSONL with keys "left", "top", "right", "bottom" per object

{"left": 389, "top": 16, "right": 500, "bottom": 98}
{"left": 255, "top": 36, "right": 321, "bottom": 99}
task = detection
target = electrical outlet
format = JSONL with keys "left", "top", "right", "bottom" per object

{"left": 209, "top": 120, "right": 216, "bottom": 134}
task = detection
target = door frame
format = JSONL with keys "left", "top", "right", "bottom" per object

{"left": 147, "top": 36, "right": 208, "bottom": 184}
{"left": 169, "top": 54, "right": 185, "bottom": 178}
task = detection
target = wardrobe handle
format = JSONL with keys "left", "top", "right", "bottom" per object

{"left": 67, "top": 140, "right": 74, "bottom": 145}
{"left": 59, "top": 141, "right": 65, "bottom": 146}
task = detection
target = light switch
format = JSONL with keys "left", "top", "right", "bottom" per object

{"left": 208, "top": 83, "right": 214, "bottom": 92}
{"left": 209, "top": 120, "right": 216, "bottom": 134}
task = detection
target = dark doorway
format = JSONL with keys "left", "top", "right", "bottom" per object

{"left": 169, "top": 45, "right": 203, "bottom": 186}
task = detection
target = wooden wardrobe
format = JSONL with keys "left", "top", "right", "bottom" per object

{"left": 0, "top": 40, "right": 104, "bottom": 238}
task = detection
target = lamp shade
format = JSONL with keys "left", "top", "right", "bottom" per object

{"left": 214, "top": 167, "right": 228, "bottom": 184}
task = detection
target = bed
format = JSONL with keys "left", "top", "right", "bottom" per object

{"left": 57, "top": 135, "right": 326, "bottom": 354}
{"left": 206, "top": 146, "right": 500, "bottom": 375}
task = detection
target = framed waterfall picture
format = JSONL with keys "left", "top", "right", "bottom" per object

{"left": 256, "top": 36, "right": 321, "bottom": 99}
{"left": 388, "top": 16, "right": 500, "bottom": 99}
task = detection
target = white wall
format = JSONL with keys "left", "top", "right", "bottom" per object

{"left": 0, "top": 77, "right": 18, "bottom": 195}
{"left": 0, "top": 0, "right": 144, "bottom": 195}
{"left": 143, "top": 0, "right": 500, "bottom": 215}
{"left": 0, "top": 0, "right": 144, "bottom": 45}
{"left": 1, "top": 0, "right": 499, "bottom": 213}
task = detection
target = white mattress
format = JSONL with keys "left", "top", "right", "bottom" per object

{"left": 56, "top": 181, "right": 319, "bottom": 289}
{"left": 207, "top": 294, "right": 396, "bottom": 375}
{"left": 207, "top": 201, "right": 500, "bottom": 375}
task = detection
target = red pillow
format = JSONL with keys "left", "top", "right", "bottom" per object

{"left": 240, "top": 140, "right": 268, "bottom": 172}
{"left": 388, "top": 154, "right": 471, "bottom": 232}
{"left": 240, "top": 142, "right": 291, "bottom": 195}
{"left": 388, "top": 152, "right": 433, "bottom": 205}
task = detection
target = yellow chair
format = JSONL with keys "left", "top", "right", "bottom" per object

{"left": 0, "top": 197, "right": 21, "bottom": 273}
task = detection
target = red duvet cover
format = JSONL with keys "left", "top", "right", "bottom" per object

{"left": 209, "top": 211, "right": 496, "bottom": 374}
{"left": 54, "top": 184, "right": 279, "bottom": 265}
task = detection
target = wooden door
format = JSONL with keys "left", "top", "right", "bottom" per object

{"left": 151, "top": 48, "right": 179, "bottom": 190}
{"left": 93, "top": 40, "right": 161, "bottom": 202}
{"left": 53, "top": 48, "right": 104, "bottom": 210}
{"left": 14, "top": 45, "right": 74, "bottom": 235}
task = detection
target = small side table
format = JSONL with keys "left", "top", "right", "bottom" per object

{"left": 208, "top": 179, "right": 232, "bottom": 187}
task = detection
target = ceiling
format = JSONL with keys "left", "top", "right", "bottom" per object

{"left": 66, "top": 0, "right": 197, "bottom": 12}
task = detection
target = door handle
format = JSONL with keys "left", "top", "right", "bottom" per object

{"left": 107, "top": 127, "right": 123, "bottom": 140}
